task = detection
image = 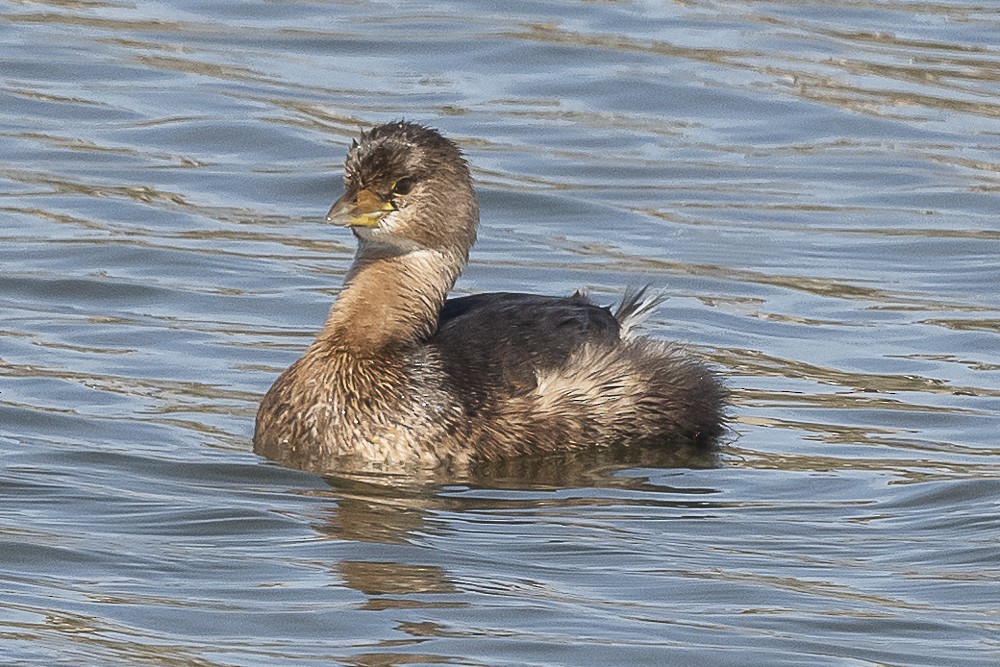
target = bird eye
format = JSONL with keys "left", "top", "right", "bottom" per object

{"left": 391, "top": 178, "right": 414, "bottom": 196}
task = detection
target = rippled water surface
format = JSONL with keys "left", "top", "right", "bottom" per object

{"left": 3, "top": 1, "right": 1000, "bottom": 665}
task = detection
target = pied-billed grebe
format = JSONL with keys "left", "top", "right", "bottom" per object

{"left": 254, "top": 121, "right": 725, "bottom": 470}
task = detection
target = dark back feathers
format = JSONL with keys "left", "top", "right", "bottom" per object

{"left": 431, "top": 292, "right": 621, "bottom": 413}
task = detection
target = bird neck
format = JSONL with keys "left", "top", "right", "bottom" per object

{"left": 318, "top": 241, "right": 466, "bottom": 352}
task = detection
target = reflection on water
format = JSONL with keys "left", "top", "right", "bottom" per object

{"left": 340, "top": 560, "right": 457, "bottom": 600}
{"left": 2, "top": 0, "right": 999, "bottom": 665}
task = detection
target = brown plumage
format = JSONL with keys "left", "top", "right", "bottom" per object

{"left": 253, "top": 121, "right": 726, "bottom": 471}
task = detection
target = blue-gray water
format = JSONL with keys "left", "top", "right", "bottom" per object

{"left": 2, "top": 1, "right": 999, "bottom": 665}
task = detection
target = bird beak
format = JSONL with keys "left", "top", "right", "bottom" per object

{"left": 326, "top": 188, "right": 394, "bottom": 228}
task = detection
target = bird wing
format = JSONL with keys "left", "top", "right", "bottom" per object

{"left": 430, "top": 292, "right": 621, "bottom": 412}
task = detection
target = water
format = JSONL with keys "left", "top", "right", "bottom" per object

{"left": 2, "top": 0, "right": 999, "bottom": 664}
